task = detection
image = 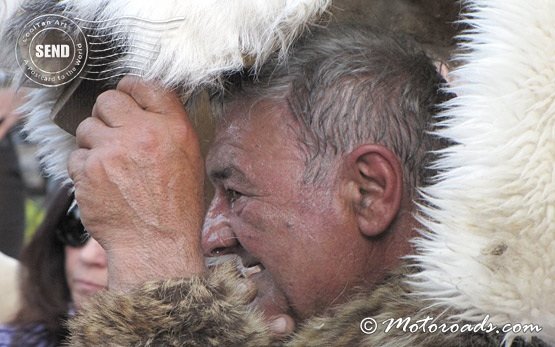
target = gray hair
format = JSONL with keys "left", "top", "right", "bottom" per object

{"left": 225, "top": 24, "right": 452, "bottom": 194}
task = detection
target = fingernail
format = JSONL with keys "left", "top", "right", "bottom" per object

{"left": 270, "top": 317, "right": 287, "bottom": 333}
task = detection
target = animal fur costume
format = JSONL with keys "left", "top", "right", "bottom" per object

{"left": 411, "top": 0, "right": 555, "bottom": 344}
{"left": 2, "top": 0, "right": 554, "bottom": 346}
{"left": 67, "top": 263, "right": 549, "bottom": 347}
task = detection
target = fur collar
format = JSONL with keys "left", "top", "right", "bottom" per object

{"left": 411, "top": 1, "right": 555, "bottom": 344}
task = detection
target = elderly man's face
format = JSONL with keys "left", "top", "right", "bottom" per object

{"left": 202, "top": 100, "right": 380, "bottom": 320}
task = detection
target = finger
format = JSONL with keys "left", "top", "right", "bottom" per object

{"left": 67, "top": 148, "right": 89, "bottom": 183}
{"left": 92, "top": 89, "right": 143, "bottom": 128}
{"left": 75, "top": 116, "right": 115, "bottom": 149}
{"left": 117, "top": 76, "right": 185, "bottom": 115}
{"left": 269, "top": 314, "right": 296, "bottom": 337}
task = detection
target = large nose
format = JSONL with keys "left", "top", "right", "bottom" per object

{"left": 201, "top": 206, "right": 238, "bottom": 257}
{"left": 79, "top": 237, "right": 108, "bottom": 267}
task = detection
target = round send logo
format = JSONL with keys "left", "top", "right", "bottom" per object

{"left": 16, "top": 14, "right": 88, "bottom": 87}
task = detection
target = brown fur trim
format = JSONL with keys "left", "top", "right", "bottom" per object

{"left": 288, "top": 266, "right": 495, "bottom": 346}
{"left": 67, "top": 262, "right": 271, "bottom": 346}
{"left": 288, "top": 266, "right": 548, "bottom": 347}
{"left": 68, "top": 263, "right": 549, "bottom": 346}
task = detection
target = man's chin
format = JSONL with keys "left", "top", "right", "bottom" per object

{"left": 248, "top": 270, "right": 293, "bottom": 320}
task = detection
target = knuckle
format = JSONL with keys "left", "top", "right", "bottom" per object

{"left": 94, "top": 90, "right": 120, "bottom": 114}
{"left": 94, "top": 90, "right": 109, "bottom": 108}
{"left": 84, "top": 148, "right": 116, "bottom": 174}
{"left": 96, "top": 89, "right": 118, "bottom": 104}
{"left": 80, "top": 147, "right": 128, "bottom": 182}
{"left": 75, "top": 117, "right": 94, "bottom": 139}
{"left": 117, "top": 75, "right": 136, "bottom": 91}
{"left": 83, "top": 153, "right": 102, "bottom": 175}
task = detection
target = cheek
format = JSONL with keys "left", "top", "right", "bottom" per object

{"left": 64, "top": 247, "right": 79, "bottom": 278}
{"left": 231, "top": 200, "right": 291, "bottom": 249}
{"left": 64, "top": 246, "right": 79, "bottom": 294}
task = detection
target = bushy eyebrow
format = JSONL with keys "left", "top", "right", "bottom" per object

{"left": 208, "top": 165, "right": 250, "bottom": 185}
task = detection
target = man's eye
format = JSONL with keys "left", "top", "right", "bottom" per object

{"left": 225, "top": 189, "right": 243, "bottom": 204}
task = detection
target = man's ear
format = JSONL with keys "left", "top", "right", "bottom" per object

{"left": 345, "top": 144, "right": 403, "bottom": 237}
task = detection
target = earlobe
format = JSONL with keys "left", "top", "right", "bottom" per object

{"left": 346, "top": 145, "right": 404, "bottom": 237}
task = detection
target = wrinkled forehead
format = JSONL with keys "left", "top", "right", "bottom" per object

{"left": 207, "top": 98, "right": 301, "bottom": 166}
{"left": 218, "top": 97, "right": 295, "bottom": 139}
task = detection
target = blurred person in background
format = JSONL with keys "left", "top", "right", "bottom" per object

{"left": 0, "top": 251, "right": 19, "bottom": 324}
{"left": 0, "top": 185, "right": 108, "bottom": 347}
{"left": 0, "top": 78, "right": 25, "bottom": 259}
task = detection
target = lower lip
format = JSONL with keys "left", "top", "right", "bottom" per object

{"left": 250, "top": 268, "right": 265, "bottom": 279}
{"left": 75, "top": 280, "right": 105, "bottom": 293}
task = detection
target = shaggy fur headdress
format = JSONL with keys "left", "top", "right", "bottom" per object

{"left": 412, "top": 0, "right": 555, "bottom": 344}
{"left": 0, "top": 0, "right": 330, "bottom": 181}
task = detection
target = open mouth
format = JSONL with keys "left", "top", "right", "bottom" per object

{"left": 205, "top": 254, "right": 265, "bottom": 278}
{"left": 239, "top": 263, "right": 265, "bottom": 278}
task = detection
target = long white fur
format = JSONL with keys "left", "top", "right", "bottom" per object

{"left": 61, "top": 0, "right": 331, "bottom": 87}
{"left": 410, "top": 0, "right": 555, "bottom": 344}
{"left": 5, "top": 0, "right": 329, "bottom": 180}
{"left": 18, "top": 88, "right": 76, "bottom": 183}
{"left": 0, "top": 1, "right": 18, "bottom": 34}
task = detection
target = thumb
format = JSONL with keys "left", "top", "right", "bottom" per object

{"left": 269, "top": 314, "right": 296, "bottom": 338}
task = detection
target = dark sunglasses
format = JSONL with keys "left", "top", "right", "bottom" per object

{"left": 56, "top": 204, "right": 90, "bottom": 248}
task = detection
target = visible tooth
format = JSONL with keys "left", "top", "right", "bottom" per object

{"left": 241, "top": 265, "right": 263, "bottom": 278}
{"left": 205, "top": 254, "right": 237, "bottom": 268}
